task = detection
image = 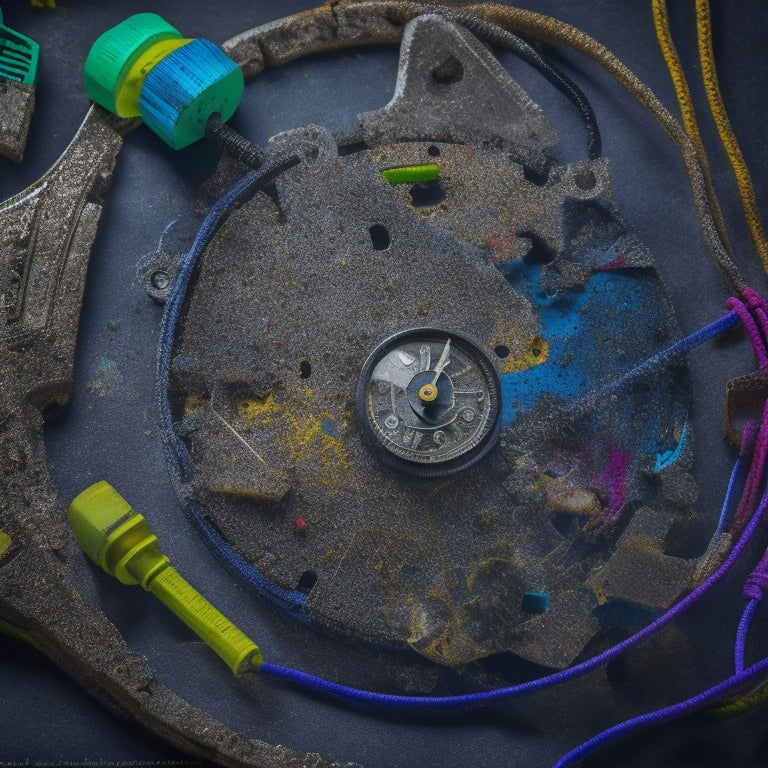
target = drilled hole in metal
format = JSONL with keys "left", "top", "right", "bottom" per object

{"left": 369, "top": 223, "right": 391, "bottom": 251}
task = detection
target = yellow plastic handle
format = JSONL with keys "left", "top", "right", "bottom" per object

{"left": 149, "top": 565, "right": 261, "bottom": 674}
{"left": 68, "top": 481, "right": 261, "bottom": 675}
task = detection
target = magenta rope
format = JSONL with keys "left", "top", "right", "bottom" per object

{"left": 732, "top": 399, "right": 768, "bottom": 533}
{"left": 726, "top": 295, "right": 768, "bottom": 369}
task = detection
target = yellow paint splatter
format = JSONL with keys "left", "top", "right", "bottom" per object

{"left": 285, "top": 410, "right": 353, "bottom": 486}
{"left": 236, "top": 393, "right": 281, "bottom": 424}
{"left": 183, "top": 394, "right": 204, "bottom": 414}
{"left": 592, "top": 585, "right": 608, "bottom": 606}
{"left": 235, "top": 391, "right": 352, "bottom": 492}
{"left": 0, "top": 529, "right": 11, "bottom": 558}
{"left": 503, "top": 335, "right": 549, "bottom": 373}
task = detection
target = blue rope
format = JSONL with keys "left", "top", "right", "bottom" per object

{"left": 552, "top": 653, "right": 768, "bottom": 768}
{"left": 601, "top": 310, "right": 739, "bottom": 396}
{"left": 156, "top": 154, "right": 305, "bottom": 613}
{"left": 258, "top": 476, "right": 768, "bottom": 709}
{"left": 734, "top": 598, "right": 759, "bottom": 675}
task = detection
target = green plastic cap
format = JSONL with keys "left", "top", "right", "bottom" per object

{"left": 84, "top": 13, "right": 182, "bottom": 116}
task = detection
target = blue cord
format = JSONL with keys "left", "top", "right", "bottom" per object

{"left": 156, "top": 153, "right": 304, "bottom": 612}
{"left": 600, "top": 310, "right": 738, "bottom": 396}
{"left": 735, "top": 598, "right": 759, "bottom": 675}
{"left": 258, "top": 477, "right": 768, "bottom": 709}
{"left": 552, "top": 653, "right": 768, "bottom": 768}
{"left": 155, "top": 163, "right": 759, "bottom": 767}
{"left": 717, "top": 420, "right": 757, "bottom": 534}
{"left": 718, "top": 456, "right": 748, "bottom": 534}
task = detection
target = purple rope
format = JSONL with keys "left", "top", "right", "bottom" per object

{"left": 716, "top": 420, "right": 756, "bottom": 534}
{"left": 555, "top": 471, "right": 768, "bottom": 766}
{"left": 726, "top": 296, "right": 768, "bottom": 369}
{"left": 259, "top": 481, "right": 768, "bottom": 709}
{"left": 743, "top": 547, "right": 768, "bottom": 602}
{"left": 551, "top": 653, "right": 768, "bottom": 768}
{"left": 732, "top": 400, "right": 768, "bottom": 533}
{"left": 734, "top": 599, "right": 759, "bottom": 675}
{"left": 742, "top": 288, "right": 768, "bottom": 366}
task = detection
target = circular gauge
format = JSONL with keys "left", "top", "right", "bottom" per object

{"left": 356, "top": 328, "right": 501, "bottom": 476}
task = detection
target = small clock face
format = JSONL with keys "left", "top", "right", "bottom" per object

{"left": 356, "top": 329, "right": 501, "bottom": 476}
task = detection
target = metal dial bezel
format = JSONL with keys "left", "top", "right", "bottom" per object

{"left": 355, "top": 328, "right": 502, "bottom": 478}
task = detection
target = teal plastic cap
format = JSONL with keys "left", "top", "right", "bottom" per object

{"left": 0, "top": 11, "right": 40, "bottom": 86}
{"left": 84, "top": 13, "right": 182, "bottom": 115}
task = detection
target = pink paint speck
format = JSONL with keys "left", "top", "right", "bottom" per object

{"left": 600, "top": 443, "right": 631, "bottom": 520}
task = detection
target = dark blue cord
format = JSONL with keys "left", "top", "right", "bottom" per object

{"left": 735, "top": 598, "right": 759, "bottom": 675}
{"left": 552, "top": 653, "right": 768, "bottom": 768}
{"left": 258, "top": 478, "right": 768, "bottom": 709}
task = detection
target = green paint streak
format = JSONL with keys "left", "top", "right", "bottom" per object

{"left": 0, "top": 617, "right": 34, "bottom": 646}
{"left": 0, "top": 529, "right": 10, "bottom": 557}
{"left": 382, "top": 163, "right": 440, "bottom": 185}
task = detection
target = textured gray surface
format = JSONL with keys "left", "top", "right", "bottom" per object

{"left": 170, "top": 15, "right": 703, "bottom": 674}
{"left": 0, "top": 1, "right": 767, "bottom": 767}
{"left": 0, "top": 79, "right": 34, "bottom": 162}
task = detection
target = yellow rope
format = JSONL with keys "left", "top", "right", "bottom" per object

{"left": 650, "top": 0, "right": 732, "bottom": 253}
{"left": 653, "top": 0, "right": 768, "bottom": 717}
{"left": 696, "top": 0, "right": 768, "bottom": 274}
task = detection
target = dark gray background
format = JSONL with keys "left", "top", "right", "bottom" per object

{"left": 1, "top": 1, "right": 767, "bottom": 766}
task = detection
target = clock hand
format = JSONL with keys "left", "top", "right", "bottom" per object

{"left": 419, "top": 338, "right": 451, "bottom": 403}
{"left": 419, "top": 344, "right": 431, "bottom": 372}
{"left": 430, "top": 337, "right": 452, "bottom": 386}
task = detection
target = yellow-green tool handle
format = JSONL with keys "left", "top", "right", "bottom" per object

{"left": 148, "top": 565, "right": 261, "bottom": 675}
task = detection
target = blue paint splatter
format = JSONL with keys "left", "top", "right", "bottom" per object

{"left": 496, "top": 245, "right": 672, "bottom": 426}
{"left": 321, "top": 416, "right": 338, "bottom": 437}
{"left": 654, "top": 421, "right": 688, "bottom": 472}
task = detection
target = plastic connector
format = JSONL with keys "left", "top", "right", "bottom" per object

{"left": 83, "top": 13, "right": 243, "bottom": 149}
{"left": 0, "top": 10, "right": 40, "bottom": 86}
{"left": 68, "top": 481, "right": 262, "bottom": 675}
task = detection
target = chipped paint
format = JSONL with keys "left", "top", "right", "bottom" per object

{"left": 654, "top": 421, "right": 688, "bottom": 472}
